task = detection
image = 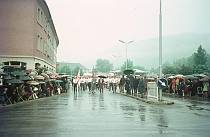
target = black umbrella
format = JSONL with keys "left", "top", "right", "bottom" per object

{"left": 11, "top": 71, "right": 27, "bottom": 76}
{"left": 199, "top": 76, "right": 210, "bottom": 82}
{"left": 6, "top": 79, "right": 24, "bottom": 84}
{"left": 123, "top": 69, "right": 134, "bottom": 75}
{"left": 19, "top": 75, "right": 33, "bottom": 81}
{"left": 56, "top": 80, "right": 63, "bottom": 83}
{"left": 185, "top": 75, "right": 198, "bottom": 80}
{"left": 3, "top": 75, "right": 14, "bottom": 80}
{"left": 98, "top": 75, "right": 107, "bottom": 78}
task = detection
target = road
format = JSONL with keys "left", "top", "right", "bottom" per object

{"left": 0, "top": 89, "right": 210, "bottom": 137}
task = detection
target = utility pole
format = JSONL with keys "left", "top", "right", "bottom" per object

{"left": 159, "top": 0, "right": 162, "bottom": 78}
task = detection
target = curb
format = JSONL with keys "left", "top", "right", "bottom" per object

{"left": 117, "top": 92, "right": 174, "bottom": 105}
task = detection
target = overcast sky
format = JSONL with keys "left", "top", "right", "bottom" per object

{"left": 46, "top": 0, "right": 210, "bottom": 68}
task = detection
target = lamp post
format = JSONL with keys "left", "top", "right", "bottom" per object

{"left": 158, "top": 0, "right": 163, "bottom": 101}
{"left": 118, "top": 40, "right": 134, "bottom": 70}
{"left": 159, "top": 0, "right": 162, "bottom": 78}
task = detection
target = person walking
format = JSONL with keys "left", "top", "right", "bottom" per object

{"left": 73, "top": 77, "right": 78, "bottom": 94}
{"left": 133, "top": 76, "right": 139, "bottom": 96}
{"left": 98, "top": 78, "right": 104, "bottom": 93}
{"left": 119, "top": 75, "right": 126, "bottom": 93}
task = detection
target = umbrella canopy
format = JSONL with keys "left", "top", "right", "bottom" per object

{"left": 55, "top": 80, "right": 63, "bottom": 83}
{"left": 35, "top": 75, "right": 45, "bottom": 80}
{"left": 3, "top": 75, "right": 14, "bottom": 80}
{"left": 19, "top": 75, "right": 33, "bottom": 81}
{"left": 6, "top": 79, "right": 24, "bottom": 84}
{"left": 175, "top": 74, "right": 185, "bottom": 78}
{"left": 11, "top": 71, "right": 27, "bottom": 76}
{"left": 123, "top": 69, "right": 134, "bottom": 75}
{"left": 60, "top": 74, "right": 69, "bottom": 78}
{"left": 98, "top": 75, "right": 107, "bottom": 78}
{"left": 26, "top": 81, "right": 39, "bottom": 85}
{"left": 185, "top": 75, "right": 198, "bottom": 80}
{"left": 0, "top": 71, "right": 6, "bottom": 75}
{"left": 199, "top": 76, "right": 210, "bottom": 82}
{"left": 193, "top": 74, "right": 207, "bottom": 79}
{"left": 168, "top": 75, "right": 175, "bottom": 79}
{"left": 41, "top": 73, "right": 50, "bottom": 79}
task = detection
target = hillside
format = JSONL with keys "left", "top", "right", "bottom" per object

{"left": 108, "top": 33, "right": 210, "bottom": 69}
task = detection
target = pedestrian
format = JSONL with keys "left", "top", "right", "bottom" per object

{"left": 125, "top": 77, "right": 131, "bottom": 94}
{"left": 133, "top": 76, "right": 139, "bottom": 96}
{"left": 138, "top": 77, "right": 145, "bottom": 98}
{"left": 73, "top": 77, "right": 78, "bottom": 93}
{"left": 171, "top": 78, "right": 176, "bottom": 94}
{"left": 98, "top": 78, "right": 104, "bottom": 93}
{"left": 119, "top": 75, "right": 126, "bottom": 93}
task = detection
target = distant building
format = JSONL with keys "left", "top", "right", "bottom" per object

{"left": 0, "top": 0, "right": 59, "bottom": 72}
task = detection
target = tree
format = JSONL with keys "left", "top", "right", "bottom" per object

{"left": 162, "top": 64, "right": 177, "bottom": 74}
{"left": 95, "top": 59, "right": 113, "bottom": 72}
{"left": 121, "top": 59, "right": 133, "bottom": 71}
{"left": 59, "top": 65, "right": 72, "bottom": 75}
{"left": 193, "top": 45, "right": 207, "bottom": 65}
{"left": 193, "top": 45, "right": 208, "bottom": 73}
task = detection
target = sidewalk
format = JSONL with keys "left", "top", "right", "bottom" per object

{"left": 117, "top": 92, "right": 174, "bottom": 105}
{"left": 163, "top": 92, "right": 210, "bottom": 104}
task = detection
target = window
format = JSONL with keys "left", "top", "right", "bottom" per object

{"left": 37, "top": 35, "right": 41, "bottom": 51}
{"left": 37, "top": 8, "right": 40, "bottom": 21}
{"left": 10, "top": 61, "right": 20, "bottom": 66}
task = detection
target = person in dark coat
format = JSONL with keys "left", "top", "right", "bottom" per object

{"left": 119, "top": 75, "right": 126, "bottom": 93}
{"left": 133, "top": 76, "right": 139, "bottom": 96}
{"left": 125, "top": 77, "right": 131, "bottom": 94}
{"left": 138, "top": 77, "right": 145, "bottom": 98}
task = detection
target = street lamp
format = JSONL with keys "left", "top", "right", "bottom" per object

{"left": 159, "top": 0, "right": 162, "bottom": 78}
{"left": 118, "top": 40, "right": 134, "bottom": 70}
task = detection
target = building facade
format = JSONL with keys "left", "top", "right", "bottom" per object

{"left": 0, "top": 0, "right": 59, "bottom": 72}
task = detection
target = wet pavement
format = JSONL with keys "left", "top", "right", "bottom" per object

{"left": 0, "top": 89, "right": 210, "bottom": 137}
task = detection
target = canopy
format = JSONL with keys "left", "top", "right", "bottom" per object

{"left": 123, "top": 69, "right": 134, "bottom": 75}
{"left": 11, "top": 71, "right": 27, "bottom": 76}
{"left": 6, "top": 79, "right": 24, "bottom": 84}
{"left": 35, "top": 75, "right": 45, "bottom": 80}
{"left": 98, "top": 75, "right": 107, "bottom": 78}
{"left": 19, "top": 75, "right": 33, "bottom": 81}
{"left": 199, "top": 76, "right": 210, "bottom": 82}
{"left": 26, "top": 81, "right": 39, "bottom": 85}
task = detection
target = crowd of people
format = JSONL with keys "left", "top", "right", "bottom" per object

{"left": 0, "top": 67, "right": 70, "bottom": 106}
{"left": 166, "top": 75, "right": 210, "bottom": 99}
{"left": 71, "top": 74, "right": 148, "bottom": 97}
{"left": 70, "top": 73, "right": 210, "bottom": 100}
{"left": 1, "top": 66, "right": 209, "bottom": 106}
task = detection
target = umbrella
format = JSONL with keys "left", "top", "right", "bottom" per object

{"left": 0, "top": 71, "right": 6, "bottom": 75}
{"left": 41, "top": 73, "right": 50, "bottom": 79}
{"left": 193, "top": 74, "right": 207, "bottom": 79}
{"left": 185, "top": 75, "right": 198, "bottom": 80}
{"left": 6, "top": 79, "right": 24, "bottom": 84}
{"left": 168, "top": 75, "right": 175, "bottom": 79}
{"left": 11, "top": 71, "right": 27, "bottom": 76}
{"left": 19, "top": 75, "right": 33, "bottom": 81}
{"left": 98, "top": 75, "right": 107, "bottom": 78}
{"left": 3, "top": 75, "right": 14, "bottom": 80}
{"left": 55, "top": 80, "right": 63, "bottom": 83}
{"left": 123, "top": 69, "right": 134, "bottom": 75}
{"left": 35, "top": 75, "right": 45, "bottom": 80}
{"left": 60, "top": 74, "right": 69, "bottom": 78}
{"left": 26, "top": 81, "right": 39, "bottom": 85}
{"left": 199, "top": 76, "right": 210, "bottom": 82}
{"left": 175, "top": 74, "right": 185, "bottom": 78}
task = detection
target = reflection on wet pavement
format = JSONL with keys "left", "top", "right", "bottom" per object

{"left": 0, "top": 90, "right": 210, "bottom": 137}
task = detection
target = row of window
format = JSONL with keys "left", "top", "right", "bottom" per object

{"left": 37, "top": 35, "right": 56, "bottom": 61}
{"left": 37, "top": 7, "right": 55, "bottom": 42}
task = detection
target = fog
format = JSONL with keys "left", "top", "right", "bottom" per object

{"left": 46, "top": 0, "right": 210, "bottom": 69}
